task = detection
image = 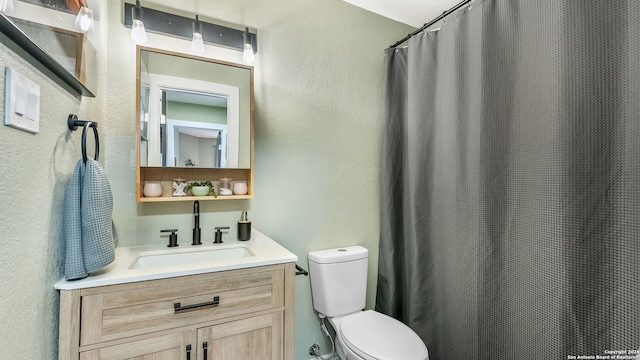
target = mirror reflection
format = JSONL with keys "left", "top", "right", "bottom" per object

{"left": 3, "top": 0, "right": 99, "bottom": 95}
{"left": 138, "top": 49, "right": 252, "bottom": 169}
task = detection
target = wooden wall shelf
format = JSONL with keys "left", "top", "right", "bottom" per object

{"left": 137, "top": 167, "right": 254, "bottom": 202}
{"left": 139, "top": 194, "right": 252, "bottom": 202}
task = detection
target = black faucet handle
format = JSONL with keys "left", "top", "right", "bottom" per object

{"left": 161, "top": 229, "right": 179, "bottom": 247}
{"left": 214, "top": 226, "right": 230, "bottom": 244}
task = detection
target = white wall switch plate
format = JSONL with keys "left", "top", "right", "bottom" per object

{"left": 4, "top": 67, "right": 40, "bottom": 134}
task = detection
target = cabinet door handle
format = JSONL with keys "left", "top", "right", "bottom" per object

{"left": 173, "top": 296, "right": 220, "bottom": 313}
{"left": 186, "top": 344, "right": 191, "bottom": 360}
{"left": 203, "top": 342, "right": 208, "bottom": 360}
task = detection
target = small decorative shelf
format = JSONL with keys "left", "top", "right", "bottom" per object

{"left": 136, "top": 167, "right": 254, "bottom": 202}
{"left": 138, "top": 194, "right": 253, "bottom": 202}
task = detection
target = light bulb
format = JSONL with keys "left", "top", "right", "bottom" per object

{"left": 75, "top": 7, "right": 93, "bottom": 33}
{"left": 243, "top": 44, "right": 255, "bottom": 65}
{"left": 1, "top": 0, "right": 14, "bottom": 14}
{"left": 131, "top": 0, "right": 147, "bottom": 44}
{"left": 242, "top": 27, "right": 255, "bottom": 65}
{"left": 191, "top": 32, "right": 205, "bottom": 54}
{"left": 131, "top": 19, "right": 147, "bottom": 45}
{"left": 191, "top": 15, "right": 205, "bottom": 55}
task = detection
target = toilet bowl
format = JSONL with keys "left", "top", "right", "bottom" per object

{"left": 308, "top": 246, "right": 428, "bottom": 360}
{"left": 330, "top": 310, "right": 428, "bottom": 360}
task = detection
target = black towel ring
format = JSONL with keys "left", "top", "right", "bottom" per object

{"left": 67, "top": 114, "right": 99, "bottom": 164}
{"left": 81, "top": 121, "right": 99, "bottom": 163}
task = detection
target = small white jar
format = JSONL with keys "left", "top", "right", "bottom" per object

{"left": 143, "top": 181, "right": 163, "bottom": 197}
{"left": 233, "top": 181, "right": 248, "bottom": 195}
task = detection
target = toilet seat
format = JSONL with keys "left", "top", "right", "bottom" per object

{"left": 339, "top": 310, "right": 428, "bottom": 360}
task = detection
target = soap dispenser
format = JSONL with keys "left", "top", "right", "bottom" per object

{"left": 238, "top": 211, "right": 251, "bottom": 241}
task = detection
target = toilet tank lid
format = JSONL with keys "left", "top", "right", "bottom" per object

{"left": 308, "top": 246, "right": 368, "bottom": 264}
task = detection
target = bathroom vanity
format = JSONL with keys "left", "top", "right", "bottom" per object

{"left": 55, "top": 229, "right": 297, "bottom": 360}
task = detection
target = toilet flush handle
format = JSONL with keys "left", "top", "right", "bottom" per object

{"left": 295, "top": 264, "right": 308, "bottom": 276}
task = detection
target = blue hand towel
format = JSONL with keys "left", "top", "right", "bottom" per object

{"left": 63, "top": 158, "right": 118, "bottom": 280}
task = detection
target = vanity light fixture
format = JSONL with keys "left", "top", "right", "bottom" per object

{"left": 191, "top": 15, "right": 205, "bottom": 55}
{"left": 75, "top": 7, "right": 94, "bottom": 33}
{"left": 123, "top": 2, "right": 257, "bottom": 60}
{"left": 242, "top": 27, "right": 255, "bottom": 65}
{"left": 0, "top": 0, "right": 14, "bottom": 14}
{"left": 130, "top": 0, "right": 147, "bottom": 45}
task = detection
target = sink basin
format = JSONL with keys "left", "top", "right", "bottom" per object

{"left": 129, "top": 245, "right": 254, "bottom": 270}
{"left": 55, "top": 228, "right": 299, "bottom": 290}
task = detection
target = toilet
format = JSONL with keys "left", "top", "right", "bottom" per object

{"left": 308, "top": 246, "right": 429, "bottom": 360}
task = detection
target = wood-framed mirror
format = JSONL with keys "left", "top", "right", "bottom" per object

{"left": 135, "top": 47, "right": 254, "bottom": 202}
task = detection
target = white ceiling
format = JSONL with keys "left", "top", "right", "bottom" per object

{"left": 343, "top": 0, "right": 462, "bottom": 28}
{"left": 165, "top": 90, "right": 227, "bottom": 108}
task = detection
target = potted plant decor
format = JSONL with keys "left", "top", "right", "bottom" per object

{"left": 186, "top": 181, "right": 217, "bottom": 197}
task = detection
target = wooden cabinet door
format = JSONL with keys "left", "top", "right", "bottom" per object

{"left": 79, "top": 332, "right": 195, "bottom": 360}
{"left": 197, "top": 312, "right": 283, "bottom": 360}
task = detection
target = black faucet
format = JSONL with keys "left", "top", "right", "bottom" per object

{"left": 192, "top": 201, "right": 202, "bottom": 245}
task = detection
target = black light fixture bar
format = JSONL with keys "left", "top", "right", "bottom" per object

{"left": 123, "top": 2, "right": 256, "bottom": 53}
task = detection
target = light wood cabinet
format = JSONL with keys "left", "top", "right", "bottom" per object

{"left": 58, "top": 263, "right": 295, "bottom": 360}
{"left": 197, "top": 313, "right": 283, "bottom": 360}
{"left": 79, "top": 332, "right": 194, "bottom": 360}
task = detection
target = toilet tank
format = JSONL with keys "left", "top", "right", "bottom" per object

{"left": 308, "top": 246, "right": 368, "bottom": 317}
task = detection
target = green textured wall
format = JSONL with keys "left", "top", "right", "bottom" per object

{"left": 0, "top": 0, "right": 412, "bottom": 358}
{"left": 0, "top": 26, "right": 106, "bottom": 360}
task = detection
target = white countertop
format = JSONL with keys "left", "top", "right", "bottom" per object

{"left": 54, "top": 228, "right": 298, "bottom": 290}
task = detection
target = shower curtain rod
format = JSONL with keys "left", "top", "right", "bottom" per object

{"left": 389, "top": 0, "right": 472, "bottom": 48}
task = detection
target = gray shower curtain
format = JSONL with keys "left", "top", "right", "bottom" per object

{"left": 376, "top": 1, "right": 640, "bottom": 359}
